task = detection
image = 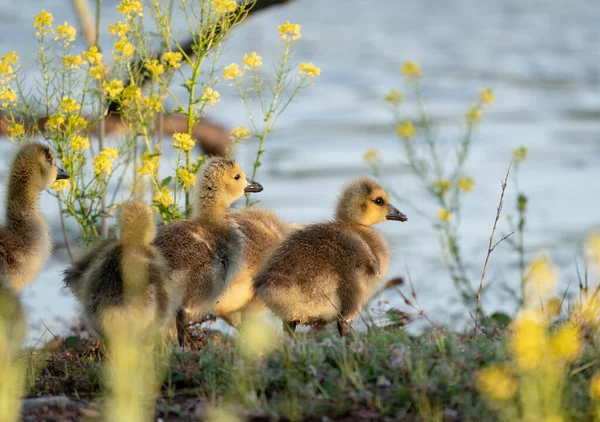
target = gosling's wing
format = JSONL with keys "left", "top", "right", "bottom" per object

{"left": 63, "top": 238, "right": 115, "bottom": 292}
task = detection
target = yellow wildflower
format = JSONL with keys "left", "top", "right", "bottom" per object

{"left": 33, "top": 10, "right": 53, "bottom": 34}
{"left": 433, "top": 179, "right": 452, "bottom": 196}
{"left": 54, "top": 22, "right": 76, "bottom": 42}
{"left": 385, "top": 89, "right": 403, "bottom": 105}
{"left": 60, "top": 96, "right": 81, "bottom": 114}
{"left": 67, "top": 115, "right": 87, "bottom": 130}
{"left": 82, "top": 46, "right": 102, "bottom": 65}
{"left": 103, "top": 79, "right": 124, "bottom": 98}
{"left": 200, "top": 87, "right": 220, "bottom": 107}
{"left": 212, "top": 0, "right": 237, "bottom": 14}
{"left": 513, "top": 146, "right": 527, "bottom": 162}
{"left": 63, "top": 55, "right": 85, "bottom": 70}
{"left": 137, "top": 153, "right": 160, "bottom": 176}
{"left": 46, "top": 114, "right": 65, "bottom": 131}
{"left": 142, "top": 93, "right": 163, "bottom": 113}
{"left": 93, "top": 147, "right": 119, "bottom": 175}
{"left": 590, "top": 372, "right": 600, "bottom": 400}
{"left": 278, "top": 20, "right": 301, "bottom": 41}
{"left": 91, "top": 64, "right": 105, "bottom": 80}
{"left": 108, "top": 21, "right": 131, "bottom": 38}
{"left": 70, "top": 135, "right": 90, "bottom": 151}
{"left": 587, "top": 233, "right": 600, "bottom": 265}
{"left": 465, "top": 107, "right": 482, "bottom": 124}
{"left": 0, "top": 87, "right": 17, "bottom": 108}
{"left": 0, "top": 52, "right": 18, "bottom": 83}
{"left": 112, "top": 40, "right": 134, "bottom": 60}
{"left": 121, "top": 84, "right": 141, "bottom": 107}
{"left": 396, "top": 121, "right": 416, "bottom": 139}
{"left": 222, "top": 63, "right": 244, "bottom": 80}
{"left": 242, "top": 52, "right": 263, "bottom": 69}
{"left": 162, "top": 52, "right": 183, "bottom": 69}
{"left": 525, "top": 254, "right": 558, "bottom": 305}
{"left": 363, "top": 149, "right": 379, "bottom": 166}
{"left": 401, "top": 61, "right": 422, "bottom": 77}
{"left": 144, "top": 59, "right": 164, "bottom": 77}
{"left": 476, "top": 365, "right": 517, "bottom": 401}
{"left": 176, "top": 168, "right": 196, "bottom": 191}
{"left": 298, "top": 62, "right": 321, "bottom": 78}
{"left": 458, "top": 176, "right": 475, "bottom": 192}
{"left": 116, "top": 0, "right": 143, "bottom": 18}
{"left": 549, "top": 324, "right": 580, "bottom": 362}
{"left": 51, "top": 179, "right": 70, "bottom": 192}
{"left": 480, "top": 88, "right": 494, "bottom": 104}
{"left": 437, "top": 208, "right": 452, "bottom": 222}
{"left": 7, "top": 123, "right": 24, "bottom": 139}
{"left": 172, "top": 133, "right": 195, "bottom": 151}
{"left": 511, "top": 309, "right": 547, "bottom": 370}
{"left": 1, "top": 51, "right": 18, "bottom": 65}
{"left": 153, "top": 187, "right": 173, "bottom": 209}
{"left": 231, "top": 126, "right": 250, "bottom": 138}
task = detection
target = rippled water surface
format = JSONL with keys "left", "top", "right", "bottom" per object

{"left": 0, "top": 0, "right": 599, "bottom": 341}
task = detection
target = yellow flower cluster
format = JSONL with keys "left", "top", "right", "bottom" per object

{"left": 91, "top": 64, "right": 105, "bottom": 80}
{"left": 112, "top": 40, "right": 135, "bottom": 62}
{"left": 243, "top": 52, "right": 263, "bottom": 70}
{"left": 137, "top": 153, "right": 160, "bottom": 176}
{"left": 33, "top": 10, "right": 53, "bottom": 35}
{"left": 231, "top": 126, "right": 250, "bottom": 138}
{"left": 298, "top": 62, "right": 321, "bottom": 78}
{"left": 524, "top": 254, "right": 558, "bottom": 305}
{"left": 144, "top": 59, "right": 164, "bottom": 77}
{"left": 121, "top": 85, "right": 141, "bottom": 107}
{"left": 83, "top": 46, "right": 103, "bottom": 65}
{"left": 93, "top": 147, "right": 119, "bottom": 175}
{"left": 363, "top": 149, "right": 379, "bottom": 166}
{"left": 162, "top": 52, "right": 183, "bottom": 69}
{"left": 278, "top": 21, "right": 301, "bottom": 41}
{"left": 64, "top": 55, "right": 85, "bottom": 70}
{"left": 70, "top": 135, "right": 90, "bottom": 151}
{"left": 172, "top": 133, "right": 195, "bottom": 151}
{"left": 60, "top": 96, "right": 81, "bottom": 114}
{"left": 55, "top": 22, "right": 76, "bottom": 42}
{"left": 402, "top": 61, "right": 422, "bottom": 78}
{"left": 153, "top": 187, "right": 173, "bottom": 209}
{"left": 458, "top": 176, "right": 475, "bottom": 192}
{"left": 437, "top": 208, "right": 452, "bottom": 222}
{"left": 67, "top": 114, "right": 87, "bottom": 130}
{"left": 176, "top": 168, "right": 196, "bottom": 191}
{"left": 200, "top": 87, "right": 220, "bottom": 107}
{"left": 116, "top": 0, "right": 143, "bottom": 19}
{"left": 433, "top": 179, "right": 452, "bottom": 195}
{"left": 108, "top": 21, "right": 131, "bottom": 38}
{"left": 465, "top": 107, "right": 482, "bottom": 125}
{"left": 141, "top": 93, "right": 163, "bottom": 113}
{"left": 51, "top": 179, "right": 70, "bottom": 192}
{"left": 8, "top": 123, "right": 24, "bottom": 139}
{"left": 212, "top": 0, "right": 237, "bottom": 14}
{"left": 480, "top": 88, "right": 495, "bottom": 104}
{"left": 385, "top": 89, "right": 403, "bottom": 105}
{"left": 222, "top": 63, "right": 244, "bottom": 80}
{"left": 513, "top": 146, "right": 527, "bottom": 162}
{"left": 0, "top": 51, "right": 18, "bottom": 85}
{"left": 46, "top": 114, "right": 65, "bottom": 131}
{"left": 476, "top": 365, "right": 517, "bottom": 401}
{"left": 0, "top": 86, "right": 17, "bottom": 108}
{"left": 396, "top": 121, "right": 416, "bottom": 139}
{"left": 103, "top": 79, "right": 124, "bottom": 98}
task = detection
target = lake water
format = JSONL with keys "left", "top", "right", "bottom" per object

{"left": 0, "top": 0, "right": 599, "bottom": 342}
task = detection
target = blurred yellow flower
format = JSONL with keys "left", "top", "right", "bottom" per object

{"left": 0, "top": 87, "right": 17, "bottom": 108}
{"left": 93, "top": 147, "right": 119, "bottom": 175}
{"left": 103, "top": 79, "right": 124, "bottom": 98}
{"left": 511, "top": 309, "right": 547, "bottom": 370}
{"left": 142, "top": 93, "right": 163, "bottom": 113}
{"left": 396, "top": 121, "right": 416, "bottom": 139}
{"left": 465, "top": 107, "right": 482, "bottom": 124}
{"left": 67, "top": 115, "right": 86, "bottom": 130}
{"left": 549, "top": 324, "right": 580, "bottom": 362}
{"left": 401, "top": 61, "right": 422, "bottom": 77}
{"left": 476, "top": 365, "right": 517, "bottom": 401}
{"left": 222, "top": 63, "right": 244, "bottom": 80}
{"left": 200, "top": 87, "right": 220, "bottom": 107}
{"left": 212, "top": 0, "right": 237, "bottom": 14}
{"left": 63, "top": 55, "right": 85, "bottom": 70}
{"left": 46, "top": 114, "right": 65, "bottom": 131}
{"left": 60, "top": 96, "right": 81, "bottom": 114}
{"left": 437, "top": 208, "right": 452, "bottom": 222}
{"left": 587, "top": 233, "right": 600, "bottom": 264}
{"left": 1, "top": 51, "right": 18, "bottom": 65}
{"left": 162, "top": 52, "right": 183, "bottom": 69}
{"left": 144, "top": 59, "right": 164, "bottom": 77}
{"left": 70, "top": 135, "right": 90, "bottom": 150}
{"left": 172, "top": 133, "right": 195, "bottom": 151}
{"left": 231, "top": 126, "right": 250, "bottom": 138}
{"left": 480, "top": 88, "right": 495, "bottom": 104}
{"left": 513, "top": 146, "right": 527, "bottom": 162}
{"left": 137, "top": 153, "right": 160, "bottom": 176}
{"left": 7, "top": 123, "right": 24, "bottom": 139}
{"left": 385, "top": 89, "right": 403, "bottom": 105}
{"left": 243, "top": 52, "right": 263, "bottom": 70}
{"left": 363, "top": 149, "right": 379, "bottom": 166}
{"left": 278, "top": 20, "right": 301, "bottom": 41}
{"left": 176, "top": 168, "right": 196, "bottom": 191}
{"left": 458, "top": 176, "right": 475, "bottom": 192}
{"left": 433, "top": 179, "right": 452, "bottom": 195}
{"left": 83, "top": 46, "right": 102, "bottom": 65}
{"left": 590, "top": 372, "right": 600, "bottom": 400}
{"left": 298, "top": 62, "right": 321, "bottom": 78}
{"left": 0, "top": 53, "right": 17, "bottom": 84}
{"left": 113, "top": 40, "right": 134, "bottom": 60}
{"left": 51, "top": 179, "right": 70, "bottom": 192}
{"left": 33, "top": 10, "right": 53, "bottom": 34}
{"left": 108, "top": 21, "right": 131, "bottom": 38}
{"left": 54, "top": 22, "right": 76, "bottom": 42}
{"left": 91, "top": 64, "right": 105, "bottom": 80}
{"left": 153, "top": 187, "right": 173, "bottom": 209}
{"left": 116, "top": 0, "right": 143, "bottom": 18}
{"left": 121, "top": 85, "right": 141, "bottom": 107}
{"left": 525, "top": 254, "right": 558, "bottom": 305}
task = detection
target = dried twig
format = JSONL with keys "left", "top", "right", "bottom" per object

{"left": 474, "top": 164, "right": 513, "bottom": 334}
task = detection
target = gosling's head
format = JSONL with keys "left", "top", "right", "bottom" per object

{"left": 197, "top": 157, "right": 262, "bottom": 208}
{"left": 11, "top": 142, "right": 69, "bottom": 191}
{"left": 335, "top": 178, "right": 407, "bottom": 226}
{"left": 118, "top": 201, "right": 155, "bottom": 246}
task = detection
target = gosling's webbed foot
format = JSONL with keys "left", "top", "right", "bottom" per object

{"left": 337, "top": 318, "right": 352, "bottom": 337}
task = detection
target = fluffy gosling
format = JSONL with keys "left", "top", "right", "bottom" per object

{"left": 0, "top": 142, "right": 69, "bottom": 291}
{"left": 254, "top": 178, "right": 406, "bottom": 336}
{"left": 63, "top": 201, "right": 177, "bottom": 339}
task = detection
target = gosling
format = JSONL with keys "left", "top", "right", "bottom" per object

{"left": 254, "top": 178, "right": 407, "bottom": 337}
{"left": 0, "top": 142, "right": 69, "bottom": 292}
{"left": 212, "top": 208, "right": 295, "bottom": 327}
{"left": 152, "top": 157, "right": 262, "bottom": 344}
{"left": 63, "top": 201, "right": 177, "bottom": 339}
{"left": 0, "top": 279, "right": 26, "bottom": 353}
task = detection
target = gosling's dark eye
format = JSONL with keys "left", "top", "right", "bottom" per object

{"left": 374, "top": 197, "right": 384, "bottom": 206}
{"left": 46, "top": 158, "right": 53, "bottom": 166}
{"left": 234, "top": 174, "right": 241, "bottom": 180}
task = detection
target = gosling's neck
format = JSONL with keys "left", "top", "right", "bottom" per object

{"left": 5, "top": 169, "right": 41, "bottom": 225}
{"left": 192, "top": 187, "right": 229, "bottom": 224}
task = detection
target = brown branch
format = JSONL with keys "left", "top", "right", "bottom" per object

{"left": 474, "top": 164, "right": 513, "bottom": 334}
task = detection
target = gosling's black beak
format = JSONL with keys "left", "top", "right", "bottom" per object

{"left": 244, "top": 178, "right": 263, "bottom": 193}
{"left": 56, "top": 166, "right": 70, "bottom": 180}
{"left": 386, "top": 204, "right": 407, "bottom": 222}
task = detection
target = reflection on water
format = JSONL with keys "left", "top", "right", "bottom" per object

{"left": 0, "top": 0, "right": 598, "bottom": 341}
